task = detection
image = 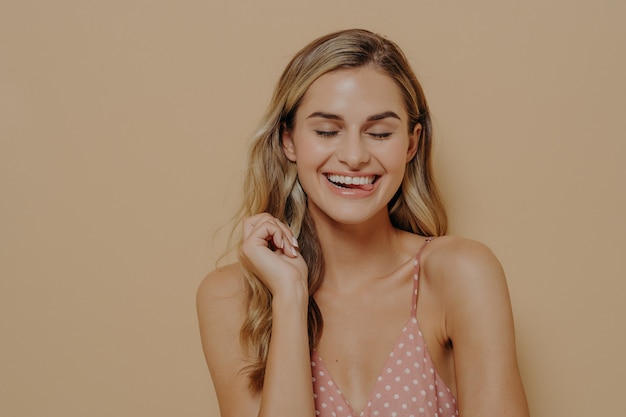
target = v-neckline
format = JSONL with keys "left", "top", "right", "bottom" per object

{"left": 312, "top": 316, "right": 419, "bottom": 416}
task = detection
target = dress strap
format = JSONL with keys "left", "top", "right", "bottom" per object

{"left": 411, "top": 237, "right": 435, "bottom": 316}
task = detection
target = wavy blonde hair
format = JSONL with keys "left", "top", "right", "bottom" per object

{"left": 234, "top": 28, "right": 448, "bottom": 391}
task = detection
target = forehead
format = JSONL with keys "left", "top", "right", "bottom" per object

{"left": 297, "top": 67, "right": 407, "bottom": 119}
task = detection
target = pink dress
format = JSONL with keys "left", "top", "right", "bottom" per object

{"left": 311, "top": 238, "right": 458, "bottom": 417}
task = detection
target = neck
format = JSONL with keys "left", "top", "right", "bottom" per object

{"left": 311, "top": 210, "right": 412, "bottom": 289}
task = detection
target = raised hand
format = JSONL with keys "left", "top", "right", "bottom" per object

{"left": 239, "top": 213, "right": 308, "bottom": 297}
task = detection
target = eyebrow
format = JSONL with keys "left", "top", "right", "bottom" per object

{"left": 306, "top": 111, "right": 401, "bottom": 122}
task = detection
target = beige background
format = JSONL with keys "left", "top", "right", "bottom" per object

{"left": 1, "top": 1, "right": 624, "bottom": 416}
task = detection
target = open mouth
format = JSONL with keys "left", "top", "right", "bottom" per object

{"left": 325, "top": 174, "right": 378, "bottom": 190}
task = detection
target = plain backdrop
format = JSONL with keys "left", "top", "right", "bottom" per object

{"left": 1, "top": 1, "right": 624, "bottom": 416}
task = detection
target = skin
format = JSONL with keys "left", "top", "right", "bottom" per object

{"left": 197, "top": 67, "right": 529, "bottom": 417}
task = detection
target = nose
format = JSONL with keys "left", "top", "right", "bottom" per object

{"left": 336, "top": 131, "right": 370, "bottom": 169}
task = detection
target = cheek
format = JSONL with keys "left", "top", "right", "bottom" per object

{"left": 381, "top": 144, "right": 410, "bottom": 173}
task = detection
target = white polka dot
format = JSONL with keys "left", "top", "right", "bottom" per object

{"left": 328, "top": 380, "right": 334, "bottom": 386}
{"left": 387, "top": 368, "right": 393, "bottom": 373}
{"left": 329, "top": 396, "right": 334, "bottom": 401}
{"left": 376, "top": 393, "right": 382, "bottom": 399}
{"left": 321, "top": 402, "right": 327, "bottom": 408}
{"left": 396, "top": 359, "right": 403, "bottom": 365}
{"left": 385, "top": 385, "right": 391, "bottom": 391}
{"left": 384, "top": 402, "right": 390, "bottom": 408}
{"left": 419, "top": 407, "right": 425, "bottom": 413}
{"left": 377, "top": 376, "right": 383, "bottom": 381}
{"left": 338, "top": 406, "right": 343, "bottom": 411}
{"left": 319, "top": 371, "right": 325, "bottom": 376}
{"left": 395, "top": 376, "right": 401, "bottom": 382}
{"left": 402, "top": 403, "right": 408, "bottom": 409}
{"left": 405, "top": 368, "right": 411, "bottom": 374}
{"left": 320, "top": 386, "right": 325, "bottom": 392}
{"left": 399, "top": 343, "right": 405, "bottom": 348}
{"left": 403, "top": 385, "right": 410, "bottom": 391}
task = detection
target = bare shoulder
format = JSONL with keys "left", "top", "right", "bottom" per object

{"left": 420, "top": 235, "right": 513, "bottom": 333}
{"left": 196, "top": 262, "right": 247, "bottom": 362}
{"left": 420, "top": 239, "right": 529, "bottom": 415}
{"left": 422, "top": 235, "right": 508, "bottom": 296}
{"left": 197, "top": 262, "right": 245, "bottom": 306}
{"left": 196, "top": 262, "right": 247, "bottom": 355}
{"left": 196, "top": 263, "right": 261, "bottom": 416}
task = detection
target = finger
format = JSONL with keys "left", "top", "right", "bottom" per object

{"left": 271, "top": 217, "right": 299, "bottom": 257}
{"left": 243, "top": 214, "right": 298, "bottom": 257}
{"left": 242, "top": 213, "right": 275, "bottom": 240}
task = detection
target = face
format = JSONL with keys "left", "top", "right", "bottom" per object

{"left": 282, "top": 67, "right": 419, "bottom": 226}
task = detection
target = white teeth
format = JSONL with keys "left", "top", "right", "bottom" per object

{"left": 327, "top": 174, "right": 375, "bottom": 185}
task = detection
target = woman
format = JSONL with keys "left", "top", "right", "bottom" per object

{"left": 197, "top": 29, "right": 529, "bottom": 417}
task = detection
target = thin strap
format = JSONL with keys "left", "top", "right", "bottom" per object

{"left": 411, "top": 237, "right": 435, "bottom": 316}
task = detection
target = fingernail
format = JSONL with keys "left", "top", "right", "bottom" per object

{"left": 291, "top": 237, "right": 299, "bottom": 247}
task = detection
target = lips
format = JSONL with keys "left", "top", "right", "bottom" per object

{"left": 325, "top": 174, "right": 377, "bottom": 191}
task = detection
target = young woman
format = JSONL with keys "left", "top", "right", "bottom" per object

{"left": 197, "top": 29, "right": 529, "bottom": 417}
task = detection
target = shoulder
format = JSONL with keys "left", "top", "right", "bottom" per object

{"left": 422, "top": 235, "right": 506, "bottom": 290}
{"left": 420, "top": 237, "right": 529, "bottom": 415}
{"left": 196, "top": 262, "right": 247, "bottom": 334}
{"left": 197, "top": 262, "right": 245, "bottom": 304}
{"left": 197, "top": 264, "right": 263, "bottom": 416}
{"left": 421, "top": 235, "right": 511, "bottom": 325}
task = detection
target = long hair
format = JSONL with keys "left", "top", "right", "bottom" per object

{"left": 235, "top": 28, "right": 448, "bottom": 391}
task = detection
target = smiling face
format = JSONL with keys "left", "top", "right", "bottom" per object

{"left": 281, "top": 67, "right": 419, "bottom": 227}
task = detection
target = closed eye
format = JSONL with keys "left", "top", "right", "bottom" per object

{"left": 369, "top": 132, "right": 392, "bottom": 139}
{"left": 315, "top": 130, "right": 339, "bottom": 138}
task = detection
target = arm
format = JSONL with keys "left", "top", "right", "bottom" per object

{"left": 436, "top": 238, "right": 529, "bottom": 417}
{"left": 197, "top": 214, "right": 315, "bottom": 417}
{"left": 197, "top": 265, "right": 261, "bottom": 416}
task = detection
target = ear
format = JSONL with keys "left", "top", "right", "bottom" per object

{"left": 406, "top": 123, "right": 421, "bottom": 162}
{"left": 281, "top": 126, "right": 297, "bottom": 162}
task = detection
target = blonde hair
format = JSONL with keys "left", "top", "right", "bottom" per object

{"left": 235, "top": 28, "right": 447, "bottom": 391}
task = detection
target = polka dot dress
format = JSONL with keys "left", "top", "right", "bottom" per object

{"left": 311, "top": 238, "right": 458, "bottom": 417}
